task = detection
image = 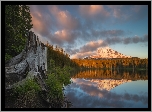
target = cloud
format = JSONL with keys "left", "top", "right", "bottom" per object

{"left": 107, "top": 5, "right": 130, "bottom": 21}
{"left": 105, "top": 35, "right": 148, "bottom": 45}
{"left": 132, "top": 5, "right": 142, "bottom": 12}
{"left": 79, "top": 5, "right": 110, "bottom": 19}
{"left": 91, "top": 30, "right": 124, "bottom": 38}
{"left": 123, "top": 37, "right": 132, "bottom": 44}
{"left": 30, "top": 11, "right": 51, "bottom": 37}
{"left": 107, "top": 5, "right": 148, "bottom": 22}
{"left": 79, "top": 5, "right": 102, "bottom": 16}
{"left": 105, "top": 36, "right": 122, "bottom": 45}
{"left": 141, "top": 34, "right": 148, "bottom": 42}
{"left": 123, "top": 35, "right": 148, "bottom": 45}
{"left": 54, "top": 29, "right": 78, "bottom": 43}
{"left": 79, "top": 40, "right": 107, "bottom": 53}
{"left": 108, "top": 5, "right": 124, "bottom": 18}
{"left": 71, "top": 51, "right": 96, "bottom": 59}
{"left": 30, "top": 5, "right": 82, "bottom": 47}
{"left": 48, "top": 5, "right": 81, "bottom": 30}
{"left": 47, "top": 30, "right": 81, "bottom": 47}
{"left": 132, "top": 36, "right": 140, "bottom": 43}
{"left": 66, "top": 48, "right": 79, "bottom": 54}
{"left": 102, "top": 30, "right": 124, "bottom": 37}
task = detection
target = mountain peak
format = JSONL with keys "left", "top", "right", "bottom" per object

{"left": 88, "top": 47, "right": 132, "bottom": 59}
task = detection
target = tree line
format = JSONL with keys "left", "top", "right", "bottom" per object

{"left": 72, "top": 58, "right": 148, "bottom": 70}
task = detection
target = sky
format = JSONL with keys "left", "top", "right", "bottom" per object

{"left": 29, "top": 5, "right": 148, "bottom": 59}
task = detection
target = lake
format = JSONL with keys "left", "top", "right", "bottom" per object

{"left": 64, "top": 69, "right": 148, "bottom": 108}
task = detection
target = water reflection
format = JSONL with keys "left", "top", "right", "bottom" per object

{"left": 71, "top": 69, "right": 148, "bottom": 80}
{"left": 64, "top": 69, "right": 148, "bottom": 108}
{"left": 90, "top": 79, "right": 132, "bottom": 91}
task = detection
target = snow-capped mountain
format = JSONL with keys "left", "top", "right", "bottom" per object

{"left": 85, "top": 47, "right": 131, "bottom": 59}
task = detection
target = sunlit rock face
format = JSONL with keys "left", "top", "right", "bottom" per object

{"left": 90, "top": 79, "right": 132, "bottom": 91}
{"left": 89, "top": 46, "right": 131, "bottom": 59}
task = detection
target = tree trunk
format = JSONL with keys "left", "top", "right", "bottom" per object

{"left": 5, "top": 31, "right": 48, "bottom": 92}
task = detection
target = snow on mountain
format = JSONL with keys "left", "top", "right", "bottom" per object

{"left": 86, "top": 47, "right": 131, "bottom": 59}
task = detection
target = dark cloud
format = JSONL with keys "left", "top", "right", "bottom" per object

{"left": 91, "top": 30, "right": 124, "bottom": 38}
{"left": 101, "top": 30, "right": 124, "bottom": 37}
{"left": 46, "top": 30, "right": 81, "bottom": 48}
{"left": 66, "top": 48, "right": 79, "bottom": 54}
{"left": 91, "top": 29, "right": 101, "bottom": 38}
{"left": 133, "top": 36, "right": 140, "bottom": 43}
{"left": 141, "top": 34, "right": 148, "bottom": 42}
{"left": 79, "top": 40, "right": 107, "bottom": 53}
{"left": 105, "top": 37, "right": 122, "bottom": 45}
{"left": 103, "top": 35, "right": 148, "bottom": 46}
{"left": 123, "top": 35, "right": 148, "bottom": 45}
{"left": 123, "top": 37, "right": 132, "bottom": 44}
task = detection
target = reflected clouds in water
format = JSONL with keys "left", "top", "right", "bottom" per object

{"left": 64, "top": 78, "right": 148, "bottom": 108}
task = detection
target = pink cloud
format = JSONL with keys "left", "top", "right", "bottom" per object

{"left": 50, "top": 29, "right": 81, "bottom": 46}
{"left": 48, "top": 5, "right": 80, "bottom": 30}
{"left": 54, "top": 29, "right": 73, "bottom": 42}
{"left": 79, "top": 5, "right": 109, "bottom": 17}
{"left": 30, "top": 10, "right": 51, "bottom": 37}
{"left": 31, "top": 12, "right": 43, "bottom": 32}
{"left": 89, "top": 5, "right": 103, "bottom": 15}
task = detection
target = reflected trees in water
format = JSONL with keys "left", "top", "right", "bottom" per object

{"left": 71, "top": 69, "right": 148, "bottom": 81}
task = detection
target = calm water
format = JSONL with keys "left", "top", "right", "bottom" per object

{"left": 64, "top": 69, "right": 148, "bottom": 108}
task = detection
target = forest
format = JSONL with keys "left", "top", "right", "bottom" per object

{"left": 72, "top": 58, "right": 148, "bottom": 70}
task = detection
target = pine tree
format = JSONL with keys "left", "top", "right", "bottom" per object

{"left": 5, "top": 5, "right": 33, "bottom": 61}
